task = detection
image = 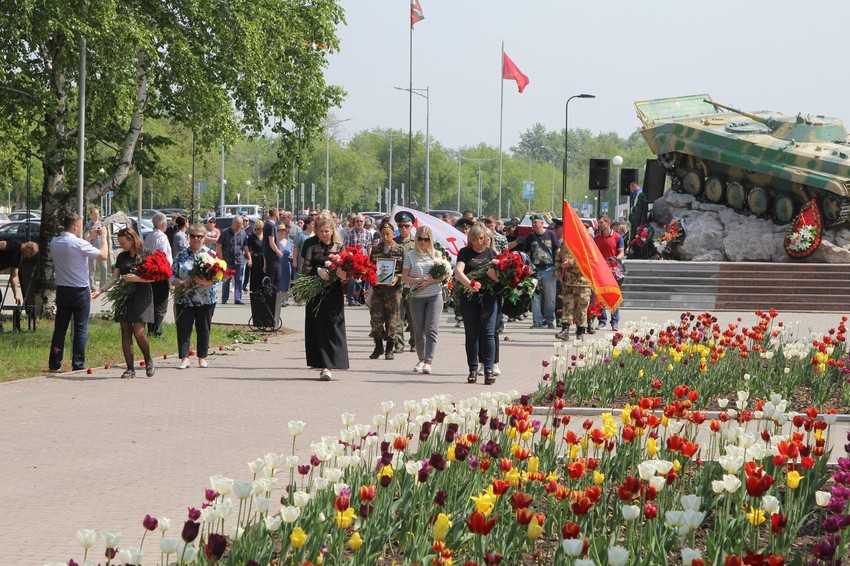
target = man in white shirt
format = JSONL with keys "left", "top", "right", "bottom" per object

{"left": 49, "top": 212, "right": 109, "bottom": 372}
{"left": 144, "top": 212, "right": 173, "bottom": 337}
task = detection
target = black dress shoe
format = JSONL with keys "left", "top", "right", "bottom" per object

{"left": 484, "top": 370, "right": 496, "bottom": 385}
{"left": 234, "top": 300, "right": 244, "bottom": 305}
{"left": 467, "top": 371, "right": 478, "bottom": 384}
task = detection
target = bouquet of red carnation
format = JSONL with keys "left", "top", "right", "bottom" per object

{"left": 462, "top": 251, "right": 535, "bottom": 304}
{"left": 607, "top": 257, "right": 626, "bottom": 284}
{"left": 105, "top": 250, "right": 173, "bottom": 315}
{"left": 291, "top": 246, "right": 376, "bottom": 312}
{"left": 491, "top": 251, "right": 532, "bottom": 288}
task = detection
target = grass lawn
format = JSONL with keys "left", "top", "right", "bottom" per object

{"left": 0, "top": 318, "right": 248, "bottom": 383}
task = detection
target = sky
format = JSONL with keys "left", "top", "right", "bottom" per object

{"left": 325, "top": 0, "right": 850, "bottom": 151}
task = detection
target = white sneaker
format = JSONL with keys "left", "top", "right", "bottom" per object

{"left": 422, "top": 363, "right": 432, "bottom": 374}
{"left": 477, "top": 363, "right": 485, "bottom": 376}
{"left": 493, "top": 364, "right": 501, "bottom": 376}
{"left": 413, "top": 361, "right": 425, "bottom": 373}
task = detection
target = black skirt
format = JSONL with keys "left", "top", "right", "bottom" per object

{"left": 304, "top": 280, "right": 349, "bottom": 369}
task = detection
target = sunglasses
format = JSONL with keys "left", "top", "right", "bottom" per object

{"left": 417, "top": 237, "right": 430, "bottom": 242}
{"left": 399, "top": 224, "right": 412, "bottom": 229}
{"left": 189, "top": 234, "right": 205, "bottom": 239}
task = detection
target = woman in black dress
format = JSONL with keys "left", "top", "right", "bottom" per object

{"left": 244, "top": 220, "right": 266, "bottom": 292}
{"left": 92, "top": 228, "right": 154, "bottom": 378}
{"left": 302, "top": 215, "right": 349, "bottom": 380}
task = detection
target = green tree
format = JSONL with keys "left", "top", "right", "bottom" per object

{"left": 0, "top": 0, "right": 344, "bottom": 304}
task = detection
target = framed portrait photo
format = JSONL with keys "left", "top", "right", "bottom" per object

{"left": 376, "top": 258, "right": 397, "bottom": 285}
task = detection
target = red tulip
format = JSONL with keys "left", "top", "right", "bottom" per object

{"left": 465, "top": 511, "right": 498, "bottom": 535}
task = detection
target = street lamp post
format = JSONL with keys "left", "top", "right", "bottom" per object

{"left": 365, "top": 130, "right": 402, "bottom": 211}
{"left": 325, "top": 117, "right": 352, "bottom": 212}
{"left": 246, "top": 180, "right": 251, "bottom": 205}
{"left": 562, "top": 94, "right": 596, "bottom": 206}
{"left": 462, "top": 156, "right": 498, "bottom": 217}
{"left": 612, "top": 155, "right": 623, "bottom": 220}
{"left": 394, "top": 86, "right": 429, "bottom": 212}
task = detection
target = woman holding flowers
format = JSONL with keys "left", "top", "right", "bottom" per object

{"left": 302, "top": 215, "right": 349, "bottom": 380}
{"left": 92, "top": 228, "right": 155, "bottom": 378}
{"left": 368, "top": 222, "right": 405, "bottom": 361}
{"left": 401, "top": 225, "right": 448, "bottom": 374}
{"left": 454, "top": 223, "right": 500, "bottom": 385}
{"left": 170, "top": 224, "right": 218, "bottom": 370}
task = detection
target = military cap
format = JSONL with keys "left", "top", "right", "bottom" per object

{"left": 550, "top": 217, "right": 563, "bottom": 227}
{"left": 455, "top": 217, "right": 475, "bottom": 228}
{"left": 530, "top": 213, "right": 545, "bottom": 221}
{"left": 394, "top": 211, "right": 415, "bottom": 224}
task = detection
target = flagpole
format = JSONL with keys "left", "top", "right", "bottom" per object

{"left": 498, "top": 40, "right": 505, "bottom": 220}
{"left": 407, "top": 9, "right": 414, "bottom": 209}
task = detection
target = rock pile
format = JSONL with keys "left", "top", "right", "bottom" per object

{"left": 648, "top": 191, "right": 850, "bottom": 263}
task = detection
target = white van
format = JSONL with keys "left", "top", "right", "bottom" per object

{"left": 222, "top": 204, "right": 262, "bottom": 218}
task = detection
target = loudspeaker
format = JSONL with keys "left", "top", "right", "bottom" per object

{"left": 619, "top": 168, "right": 639, "bottom": 196}
{"left": 643, "top": 159, "right": 667, "bottom": 203}
{"left": 588, "top": 158, "right": 610, "bottom": 191}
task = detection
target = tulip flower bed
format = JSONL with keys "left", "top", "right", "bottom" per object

{"left": 534, "top": 310, "right": 850, "bottom": 412}
{"left": 57, "top": 378, "right": 844, "bottom": 566}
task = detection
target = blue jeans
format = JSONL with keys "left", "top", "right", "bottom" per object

{"left": 532, "top": 267, "right": 556, "bottom": 325}
{"left": 49, "top": 286, "right": 91, "bottom": 371}
{"left": 598, "top": 307, "right": 620, "bottom": 326}
{"left": 222, "top": 262, "right": 245, "bottom": 303}
{"left": 459, "top": 292, "right": 497, "bottom": 372}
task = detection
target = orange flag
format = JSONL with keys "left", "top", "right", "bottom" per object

{"left": 562, "top": 200, "right": 622, "bottom": 310}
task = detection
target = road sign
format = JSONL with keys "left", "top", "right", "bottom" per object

{"left": 572, "top": 201, "right": 579, "bottom": 210}
{"left": 107, "top": 190, "right": 114, "bottom": 198}
{"left": 601, "top": 202, "right": 609, "bottom": 212}
{"left": 522, "top": 181, "right": 535, "bottom": 200}
{"left": 581, "top": 203, "right": 589, "bottom": 214}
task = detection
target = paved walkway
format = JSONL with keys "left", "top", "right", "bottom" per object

{"left": 0, "top": 300, "right": 845, "bottom": 564}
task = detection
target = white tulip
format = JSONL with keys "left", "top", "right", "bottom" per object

{"left": 575, "top": 560, "right": 596, "bottom": 566}
{"left": 293, "top": 491, "right": 311, "bottom": 508}
{"left": 177, "top": 543, "right": 197, "bottom": 563}
{"left": 762, "top": 495, "right": 780, "bottom": 515}
{"left": 664, "top": 510, "right": 683, "bottom": 527}
{"left": 607, "top": 546, "right": 629, "bottom": 566}
{"left": 233, "top": 480, "right": 253, "bottom": 500}
{"left": 722, "top": 474, "right": 742, "bottom": 493}
{"left": 406, "top": 460, "right": 421, "bottom": 475}
{"left": 653, "top": 460, "right": 674, "bottom": 475}
{"left": 637, "top": 461, "right": 656, "bottom": 481}
{"left": 680, "top": 494, "right": 701, "bottom": 511}
{"left": 101, "top": 531, "right": 121, "bottom": 548}
{"left": 816, "top": 491, "right": 832, "bottom": 507}
{"left": 280, "top": 505, "right": 302, "bottom": 523}
{"left": 230, "top": 526, "right": 245, "bottom": 541}
{"left": 683, "top": 509, "right": 705, "bottom": 529}
{"left": 329, "top": 443, "right": 345, "bottom": 458}
{"left": 341, "top": 412, "right": 355, "bottom": 426}
{"left": 717, "top": 398, "right": 729, "bottom": 409}
{"left": 338, "top": 455, "right": 352, "bottom": 469}
{"left": 711, "top": 480, "right": 725, "bottom": 494}
{"left": 621, "top": 505, "right": 640, "bottom": 521}
{"left": 288, "top": 420, "right": 306, "bottom": 436}
{"left": 210, "top": 475, "right": 234, "bottom": 496}
{"left": 314, "top": 477, "right": 329, "bottom": 491}
{"left": 324, "top": 468, "right": 343, "bottom": 483}
{"left": 354, "top": 423, "right": 370, "bottom": 438}
{"left": 649, "top": 476, "right": 667, "bottom": 493}
{"left": 216, "top": 498, "right": 234, "bottom": 519}
{"left": 340, "top": 428, "right": 355, "bottom": 444}
{"left": 737, "top": 390, "right": 749, "bottom": 402}
{"left": 264, "top": 515, "right": 282, "bottom": 531}
{"left": 404, "top": 399, "right": 417, "bottom": 413}
{"left": 718, "top": 455, "right": 744, "bottom": 475}
{"left": 682, "top": 547, "right": 702, "bottom": 566}
{"left": 76, "top": 529, "right": 96, "bottom": 549}
{"left": 373, "top": 414, "right": 387, "bottom": 428}
{"left": 286, "top": 455, "right": 299, "bottom": 468}
{"left": 200, "top": 506, "right": 218, "bottom": 524}
{"left": 248, "top": 458, "right": 266, "bottom": 474}
{"left": 264, "top": 452, "right": 284, "bottom": 469}
{"left": 738, "top": 433, "right": 755, "bottom": 449}
{"left": 117, "top": 549, "right": 142, "bottom": 564}
{"left": 333, "top": 482, "right": 349, "bottom": 496}
{"left": 159, "top": 536, "right": 179, "bottom": 554}
{"left": 743, "top": 373, "right": 751, "bottom": 381}
{"left": 158, "top": 517, "right": 170, "bottom": 534}
{"left": 365, "top": 435, "right": 380, "bottom": 447}
{"left": 253, "top": 496, "right": 272, "bottom": 514}
{"left": 381, "top": 400, "right": 395, "bottom": 415}
{"left": 824, "top": 413, "right": 838, "bottom": 425}
{"left": 562, "top": 538, "right": 584, "bottom": 557}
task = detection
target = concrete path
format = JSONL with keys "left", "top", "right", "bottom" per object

{"left": 0, "top": 299, "right": 846, "bottom": 565}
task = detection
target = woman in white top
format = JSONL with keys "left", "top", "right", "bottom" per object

{"left": 401, "top": 226, "right": 445, "bottom": 374}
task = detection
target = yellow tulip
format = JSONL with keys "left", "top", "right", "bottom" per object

{"left": 580, "top": 436, "right": 589, "bottom": 452}
{"left": 745, "top": 508, "right": 766, "bottom": 526}
{"left": 612, "top": 349, "right": 620, "bottom": 359}
{"left": 638, "top": 369, "right": 645, "bottom": 379}
{"left": 447, "top": 445, "right": 457, "bottom": 462}
{"left": 348, "top": 531, "right": 363, "bottom": 551}
{"left": 593, "top": 471, "right": 605, "bottom": 485}
{"left": 569, "top": 444, "right": 580, "bottom": 460}
{"left": 818, "top": 363, "right": 827, "bottom": 374}
{"left": 527, "top": 456, "right": 539, "bottom": 474}
{"left": 377, "top": 464, "right": 394, "bottom": 480}
{"left": 620, "top": 405, "right": 632, "bottom": 424}
{"left": 290, "top": 526, "right": 307, "bottom": 548}
{"left": 646, "top": 437, "right": 658, "bottom": 456}
{"left": 507, "top": 427, "right": 518, "bottom": 439}
{"left": 672, "top": 459, "right": 681, "bottom": 472}
{"left": 546, "top": 472, "right": 559, "bottom": 482}
{"left": 521, "top": 430, "right": 533, "bottom": 442}
{"left": 527, "top": 516, "right": 545, "bottom": 540}
{"left": 471, "top": 492, "right": 497, "bottom": 515}
{"left": 661, "top": 415, "right": 669, "bottom": 427}
{"left": 434, "top": 513, "right": 452, "bottom": 542}
{"left": 667, "top": 364, "right": 674, "bottom": 372}
{"left": 815, "top": 429, "right": 824, "bottom": 441}
{"left": 505, "top": 468, "right": 520, "bottom": 487}
{"left": 626, "top": 346, "right": 634, "bottom": 354}
{"left": 787, "top": 470, "right": 803, "bottom": 489}
{"left": 335, "top": 508, "right": 355, "bottom": 529}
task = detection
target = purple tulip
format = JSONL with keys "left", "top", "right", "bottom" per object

{"left": 187, "top": 507, "right": 201, "bottom": 521}
{"left": 181, "top": 520, "right": 200, "bottom": 543}
{"left": 434, "top": 490, "right": 448, "bottom": 506}
{"left": 204, "top": 489, "right": 219, "bottom": 502}
{"left": 142, "top": 514, "right": 158, "bottom": 531}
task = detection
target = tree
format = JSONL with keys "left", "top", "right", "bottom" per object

{"left": 0, "top": 0, "right": 344, "bottom": 307}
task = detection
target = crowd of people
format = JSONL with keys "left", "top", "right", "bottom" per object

{"left": 39, "top": 183, "right": 646, "bottom": 382}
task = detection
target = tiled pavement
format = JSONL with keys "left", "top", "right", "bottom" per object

{"left": 0, "top": 300, "right": 844, "bottom": 564}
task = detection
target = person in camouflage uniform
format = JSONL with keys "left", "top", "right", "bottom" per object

{"left": 370, "top": 222, "right": 406, "bottom": 360}
{"left": 555, "top": 244, "right": 591, "bottom": 341}
{"left": 393, "top": 212, "right": 416, "bottom": 353}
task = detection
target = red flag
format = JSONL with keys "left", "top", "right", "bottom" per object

{"left": 502, "top": 52, "right": 529, "bottom": 93}
{"left": 562, "top": 201, "right": 622, "bottom": 310}
{"left": 411, "top": 0, "right": 425, "bottom": 27}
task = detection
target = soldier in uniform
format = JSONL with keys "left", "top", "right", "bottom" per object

{"left": 555, "top": 243, "right": 592, "bottom": 341}
{"left": 370, "top": 222, "right": 406, "bottom": 360}
{"left": 393, "top": 212, "right": 416, "bottom": 353}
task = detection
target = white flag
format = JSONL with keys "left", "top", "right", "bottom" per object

{"left": 390, "top": 205, "right": 467, "bottom": 264}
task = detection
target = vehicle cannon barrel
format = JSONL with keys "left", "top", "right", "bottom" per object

{"left": 704, "top": 99, "right": 775, "bottom": 127}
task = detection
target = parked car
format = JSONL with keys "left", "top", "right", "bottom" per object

{"left": 158, "top": 208, "right": 188, "bottom": 218}
{"left": 356, "top": 211, "right": 386, "bottom": 221}
{"left": 427, "top": 209, "right": 462, "bottom": 219}
{"left": 214, "top": 216, "right": 256, "bottom": 233}
{"left": 7, "top": 210, "right": 41, "bottom": 222}
{"left": 127, "top": 216, "right": 154, "bottom": 240}
{"left": 0, "top": 220, "right": 40, "bottom": 244}
{"left": 0, "top": 212, "right": 9, "bottom": 226}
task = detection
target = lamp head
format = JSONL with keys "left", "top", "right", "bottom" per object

{"left": 579, "top": 94, "right": 595, "bottom": 99}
